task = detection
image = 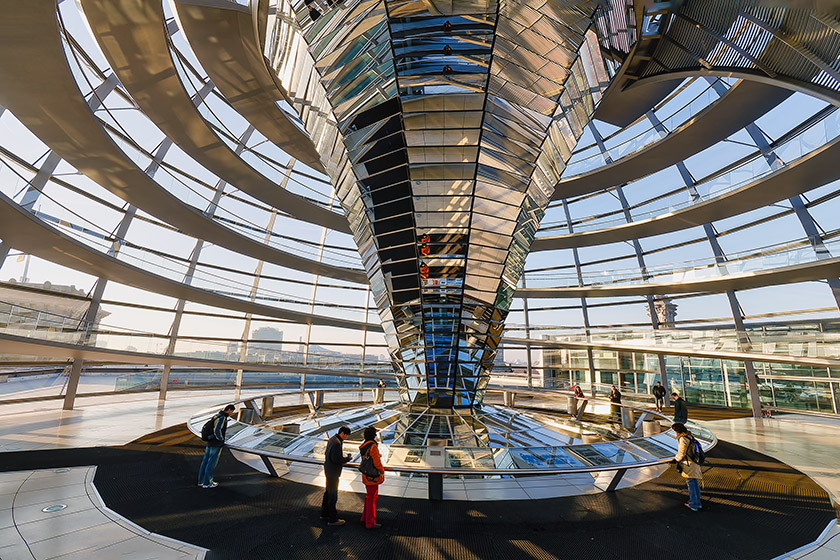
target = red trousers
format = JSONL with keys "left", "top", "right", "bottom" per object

{"left": 361, "top": 484, "right": 378, "bottom": 528}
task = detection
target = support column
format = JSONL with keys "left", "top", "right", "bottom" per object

{"left": 520, "top": 275, "right": 534, "bottom": 388}
{"left": 561, "top": 199, "right": 597, "bottom": 392}
{"left": 589, "top": 122, "right": 668, "bottom": 389}
{"left": 160, "top": 122, "right": 255, "bottom": 401}
{"left": 158, "top": 364, "right": 172, "bottom": 403}
{"left": 63, "top": 203, "right": 137, "bottom": 410}
{"left": 62, "top": 359, "right": 84, "bottom": 411}
{"left": 299, "top": 186, "right": 340, "bottom": 393}
{"left": 235, "top": 203, "right": 280, "bottom": 400}
{"left": 648, "top": 106, "right": 763, "bottom": 417}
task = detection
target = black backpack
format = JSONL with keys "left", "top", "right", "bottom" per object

{"left": 686, "top": 436, "right": 706, "bottom": 465}
{"left": 358, "top": 443, "right": 380, "bottom": 478}
{"left": 200, "top": 417, "right": 216, "bottom": 441}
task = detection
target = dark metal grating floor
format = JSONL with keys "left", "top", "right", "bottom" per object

{"left": 0, "top": 424, "right": 835, "bottom": 560}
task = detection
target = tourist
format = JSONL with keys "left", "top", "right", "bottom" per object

{"left": 672, "top": 422, "right": 703, "bottom": 511}
{"left": 609, "top": 384, "right": 622, "bottom": 419}
{"left": 652, "top": 381, "right": 667, "bottom": 412}
{"left": 573, "top": 384, "right": 584, "bottom": 398}
{"left": 672, "top": 392, "right": 688, "bottom": 423}
{"left": 321, "top": 426, "right": 351, "bottom": 526}
{"left": 359, "top": 426, "right": 384, "bottom": 529}
{"left": 198, "top": 404, "right": 235, "bottom": 488}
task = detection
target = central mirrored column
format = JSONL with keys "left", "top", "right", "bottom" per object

{"left": 285, "top": 0, "right": 608, "bottom": 407}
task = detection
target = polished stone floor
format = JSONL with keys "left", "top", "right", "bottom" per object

{"left": 0, "top": 466, "right": 206, "bottom": 559}
{"left": 0, "top": 390, "right": 837, "bottom": 559}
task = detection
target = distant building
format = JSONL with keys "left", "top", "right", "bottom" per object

{"left": 249, "top": 327, "right": 284, "bottom": 362}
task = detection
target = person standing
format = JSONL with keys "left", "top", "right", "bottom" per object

{"left": 672, "top": 422, "right": 703, "bottom": 511}
{"left": 672, "top": 392, "right": 688, "bottom": 423}
{"left": 609, "top": 384, "right": 622, "bottom": 419}
{"left": 198, "top": 404, "right": 235, "bottom": 488}
{"left": 359, "top": 426, "right": 384, "bottom": 529}
{"left": 322, "top": 425, "right": 351, "bottom": 526}
{"left": 652, "top": 381, "right": 667, "bottom": 412}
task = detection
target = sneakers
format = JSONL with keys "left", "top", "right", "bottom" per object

{"left": 327, "top": 519, "right": 346, "bottom": 526}
{"left": 203, "top": 482, "right": 219, "bottom": 488}
{"left": 366, "top": 523, "right": 382, "bottom": 529}
{"left": 684, "top": 503, "right": 699, "bottom": 512}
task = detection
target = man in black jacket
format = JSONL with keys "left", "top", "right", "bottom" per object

{"left": 672, "top": 392, "right": 689, "bottom": 423}
{"left": 652, "top": 381, "right": 667, "bottom": 412}
{"left": 322, "top": 425, "right": 351, "bottom": 525}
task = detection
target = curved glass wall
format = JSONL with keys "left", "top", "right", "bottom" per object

{"left": 0, "top": 1, "right": 838, "bottom": 417}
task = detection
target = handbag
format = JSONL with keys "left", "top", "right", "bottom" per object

{"left": 358, "top": 443, "right": 380, "bottom": 478}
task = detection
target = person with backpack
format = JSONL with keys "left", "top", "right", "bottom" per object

{"left": 672, "top": 422, "right": 703, "bottom": 511}
{"left": 652, "top": 381, "right": 667, "bottom": 412}
{"left": 359, "top": 426, "right": 384, "bottom": 529}
{"left": 322, "top": 426, "right": 352, "bottom": 526}
{"left": 198, "top": 404, "right": 235, "bottom": 488}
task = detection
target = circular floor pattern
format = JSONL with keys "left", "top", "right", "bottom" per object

{"left": 1, "top": 424, "right": 835, "bottom": 560}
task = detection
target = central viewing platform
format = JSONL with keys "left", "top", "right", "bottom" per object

{"left": 188, "top": 389, "right": 715, "bottom": 500}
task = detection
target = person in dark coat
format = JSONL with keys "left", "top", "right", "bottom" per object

{"left": 672, "top": 392, "right": 688, "bottom": 423}
{"left": 609, "top": 384, "right": 622, "bottom": 419}
{"left": 652, "top": 381, "right": 667, "bottom": 411}
{"left": 321, "top": 425, "right": 351, "bottom": 525}
{"left": 198, "top": 404, "right": 235, "bottom": 488}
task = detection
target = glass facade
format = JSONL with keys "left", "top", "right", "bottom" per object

{"left": 0, "top": 1, "right": 838, "bottom": 418}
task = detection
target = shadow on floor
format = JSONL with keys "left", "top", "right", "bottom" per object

{"left": 0, "top": 424, "right": 834, "bottom": 560}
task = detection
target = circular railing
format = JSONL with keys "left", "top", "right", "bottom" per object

{"left": 187, "top": 388, "right": 717, "bottom": 477}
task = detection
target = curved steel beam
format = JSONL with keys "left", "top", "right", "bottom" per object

{"left": 79, "top": 0, "right": 349, "bottom": 233}
{"left": 0, "top": 0, "right": 362, "bottom": 282}
{"left": 515, "top": 257, "right": 840, "bottom": 298}
{"left": 533, "top": 134, "right": 840, "bottom": 251}
{"left": 552, "top": 80, "right": 792, "bottom": 200}
{"left": 0, "top": 188, "right": 381, "bottom": 332}
{"left": 625, "top": 68, "right": 840, "bottom": 108}
{"left": 174, "top": 0, "right": 325, "bottom": 172}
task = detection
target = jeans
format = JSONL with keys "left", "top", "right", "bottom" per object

{"left": 361, "top": 484, "right": 379, "bottom": 528}
{"left": 198, "top": 445, "right": 222, "bottom": 486}
{"left": 321, "top": 474, "right": 339, "bottom": 522}
{"left": 655, "top": 396, "right": 665, "bottom": 410}
{"left": 686, "top": 478, "right": 701, "bottom": 510}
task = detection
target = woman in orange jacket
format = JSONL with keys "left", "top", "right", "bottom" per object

{"left": 359, "top": 426, "right": 384, "bottom": 529}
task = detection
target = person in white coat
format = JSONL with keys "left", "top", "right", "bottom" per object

{"left": 672, "top": 422, "right": 703, "bottom": 511}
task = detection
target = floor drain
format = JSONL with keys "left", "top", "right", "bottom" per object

{"left": 41, "top": 505, "right": 67, "bottom": 513}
